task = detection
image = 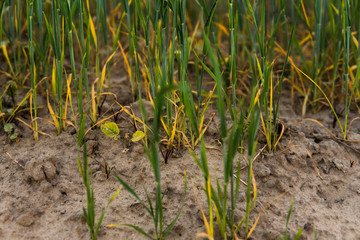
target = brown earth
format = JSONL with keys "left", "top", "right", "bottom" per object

{"left": 1, "top": 78, "right": 360, "bottom": 240}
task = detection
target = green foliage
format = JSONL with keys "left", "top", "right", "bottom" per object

{"left": 279, "top": 200, "right": 303, "bottom": 240}
{"left": 114, "top": 84, "right": 187, "bottom": 239}
{"left": 1, "top": 0, "right": 360, "bottom": 239}
{"left": 4, "top": 123, "right": 13, "bottom": 133}
{"left": 4, "top": 123, "right": 18, "bottom": 140}
{"left": 9, "top": 133, "right": 18, "bottom": 140}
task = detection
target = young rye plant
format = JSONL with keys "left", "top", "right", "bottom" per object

{"left": 1, "top": 0, "right": 360, "bottom": 239}
{"left": 279, "top": 200, "right": 303, "bottom": 240}
{"left": 109, "top": 87, "right": 187, "bottom": 240}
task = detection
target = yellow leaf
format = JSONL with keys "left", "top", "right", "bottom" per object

{"left": 86, "top": 0, "right": 97, "bottom": 48}
{"left": 52, "top": 59, "right": 57, "bottom": 97}
{"left": 330, "top": 3, "right": 339, "bottom": 15}
{"left": 109, "top": 186, "right": 122, "bottom": 202}
{"left": 101, "top": 121, "right": 119, "bottom": 140}
{"left": 64, "top": 74, "right": 72, "bottom": 128}
{"left": 100, "top": 50, "right": 117, "bottom": 91}
{"left": 47, "top": 91, "right": 60, "bottom": 134}
{"left": 2, "top": 45, "right": 15, "bottom": 77}
{"left": 106, "top": 224, "right": 120, "bottom": 228}
{"left": 352, "top": 32, "right": 358, "bottom": 49}
{"left": 91, "top": 78, "right": 97, "bottom": 123}
{"left": 131, "top": 130, "right": 146, "bottom": 142}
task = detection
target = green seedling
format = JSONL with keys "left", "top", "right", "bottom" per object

{"left": 110, "top": 86, "right": 188, "bottom": 239}
{"left": 279, "top": 200, "right": 303, "bottom": 240}
{"left": 95, "top": 157, "right": 113, "bottom": 180}
{"left": 1, "top": 0, "right": 359, "bottom": 239}
{"left": 101, "top": 122, "right": 140, "bottom": 148}
{"left": 4, "top": 123, "right": 18, "bottom": 140}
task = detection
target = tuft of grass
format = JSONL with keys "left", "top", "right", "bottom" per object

{"left": 111, "top": 84, "right": 187, "bottom": 240}
{"left": 27, "top": 0, "right": 38, "bottom": 141}
{"left": 279, "top": 200, "right": 303, "bottom": 240}
{"left": 1, "top": 0, "right": 360, "bottom": 239}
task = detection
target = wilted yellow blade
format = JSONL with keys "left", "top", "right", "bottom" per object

{"left": 109, "top": 186, "right": 122, "bottom": 202}
{"left": 52, "top": 59, "right": 57, "bottom": 97}
{"left": 64, "top": 74, "right": 72, "bottom": 127}
{"left": 86, "top": 0, "right": 97, "bottom": 48}
{"left": 117, "top": 40, "right": 132, "bottom": 80}
{"left": 192, "top": 180, "right": 211, "bottom": 236}
{"left": 106, "top": 224, "right": 121, "bottom": 228}
{"left": 100, "top": 50, "right": 117, "bottom": 91}
{"left": 352, "top": 32, "right": 358, "bottom": 49}
{"left": 47, "top": 91, "right": 60, "bottom": 134}
{"left": 91, "top": 79, "right": 98, "bottom": 123}
{"left": 2, "top": 45, "right": 15, "bottom": 77}
{"left": 330, "top": 3, "right": 339, "bottom": 15}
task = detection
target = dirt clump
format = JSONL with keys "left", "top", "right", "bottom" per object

{"left": 24, "top": 157, "right": 57, "bottom": 182}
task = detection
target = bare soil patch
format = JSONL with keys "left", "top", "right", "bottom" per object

{"left": 1, "top": 82, "right": 360, "bottom": 240}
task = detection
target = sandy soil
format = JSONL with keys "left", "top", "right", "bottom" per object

{"left": 1, "top": 80, "right": 360, "bottom": 240}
